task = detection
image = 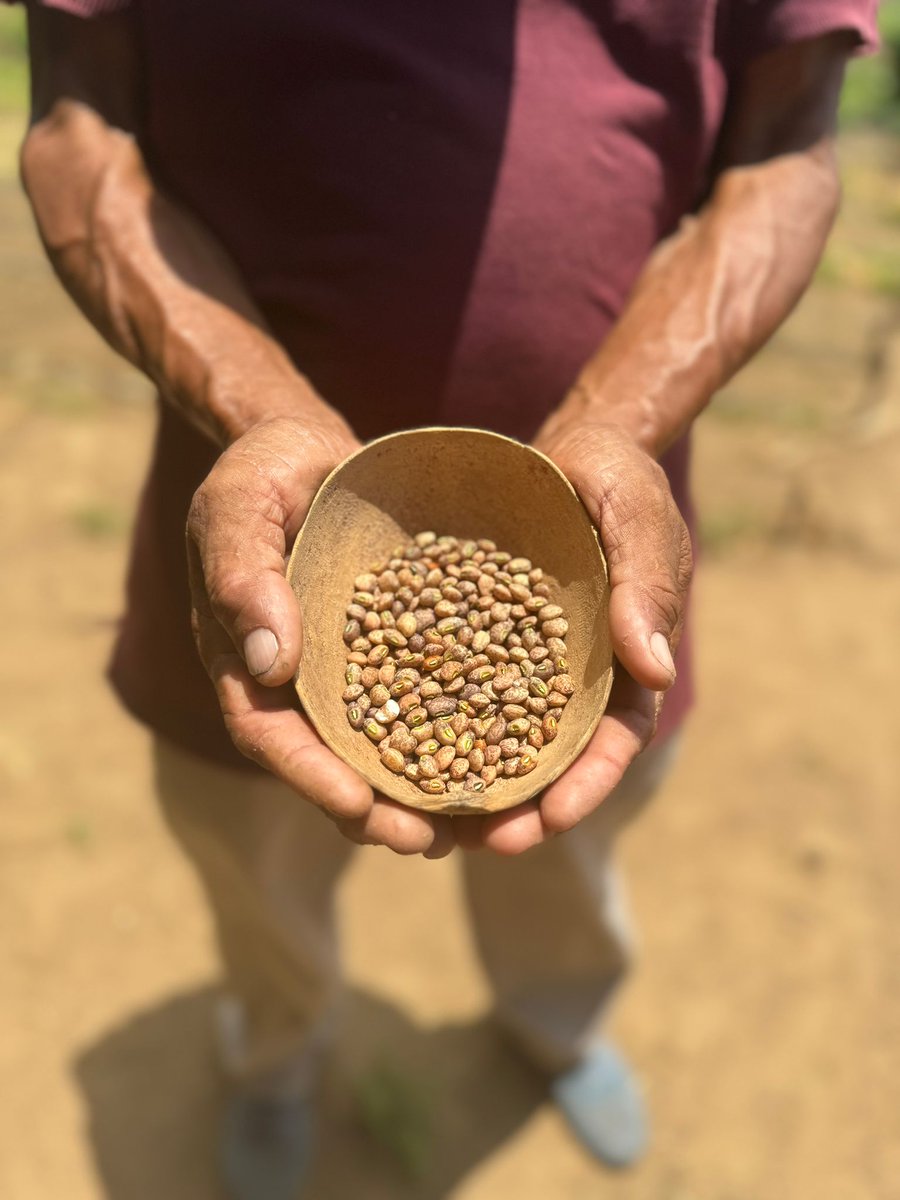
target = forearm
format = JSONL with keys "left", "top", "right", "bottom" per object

{"left": 540, "top": 141, "right": 840, "bottom": 459}
{"left": 20, "top": 100, "right": 350, "bottom": 449}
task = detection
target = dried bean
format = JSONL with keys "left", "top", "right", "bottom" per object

{"left": 418, "top": 754, "right": 439, "bottom": 779}
{"left": 419, "top": 778, "right": 446, "bottom": 795}
{"left": 397, "top": 692, "right": 421, "bottom": 716}
{"left": 381, "top": 748, "right": 405, "bottom": 773}
{"left": 343, "top": 533, "right": 574, "bottom": 794}
{"left": 449, "top": 758, "right": 470, "bottom": 781}
{"left": 390, "top": 728, "right": 417, "bottom": 754}
{"left": 542, "top": 617, "right": 569, "bottom": 639}
{"left": 434, "top": 720, "right": 457, "bottom": 746}
{"left": 517, "top": 753, "right": 537, "bottom": 776}
{"left": 343, "top": 620, "right": 361, "bottom": 644}
{"left": 539, "top": 604, "right": 564, "bottom": 621}
{"left": 435, "top": 745, "right": 456, "bottom": 772}
{"left": 485, "top": 719, "right": 507, "bottom": 746}
{"left": 527, "top": 725, "right": 544, "bottom": 750}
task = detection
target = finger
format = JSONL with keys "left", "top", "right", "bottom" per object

{"left": 608, "top": 580, "right": 681, "bottom": 691}
{"left": 187, "top": 467, "right": 302, "bottom": 687}
{"left": 452, "top": 814, "right": 489, "bottom": 851}
{"left": 334, "top": 796, "right": 444, "bottom": 856}
{"left": 597, "top": 459, "right": 693, "bottom": 693}
{"left": 548, "top": 425, "right": 692, "bottom": 693}
{"left": 477, "top": 800, "right": 552, "bottom": 856}
{"left": 472, "top": 666, "right": 661, "bottom": 853}
{"left": 211, "top": 652, "right": 373, "bottom": 821}
{"left": 453, "top": 804, "right": 550, "bottom": 855}
{"left": 538, "top": 672, "right": 660, "bottom": 835}
{"left": 424, "top": 816, "right": 458, "bottom": 860}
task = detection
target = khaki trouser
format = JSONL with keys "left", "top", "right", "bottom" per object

{"left": 154, "top": 735, "right": 678, "bottom": 1096}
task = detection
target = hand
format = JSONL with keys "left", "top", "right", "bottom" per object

{"left": 185, "top": 416, "right": 458, "bottom": 859}
{"left": 455, "top": 421, "right": 692, "bottom": 855}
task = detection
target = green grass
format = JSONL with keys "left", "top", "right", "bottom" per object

{"left": 27, "top": 377, "right": 104, "bottom": 417}
{"left": 70, "top": 502, "right": 129, "bottom": 539}
{"left": 840, "top": 1, "right": 900, "bottom": 128}
{"left": 0, "top": 8, "right": 27, "bottom": 116}
{"left": 698, "top": 508, "right": 770, "bottom": 557}
{"left": 817, "top": 240, "right": 900, "bottom": 298}
{"left": 64, "top": 815, "right": 93, "bottom": 851}
{"left": 710, "top": 392, "right": 835, "bottom": 431}
{"left": 354, "top": 1058, "right": 433, "bottom": 1179}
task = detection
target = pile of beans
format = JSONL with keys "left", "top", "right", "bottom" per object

{"left": 342, "top": 533, "right": 574, "bottom": 797}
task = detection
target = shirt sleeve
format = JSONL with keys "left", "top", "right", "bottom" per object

{"left": 729, "top": 0, "right": 881, "bottom": 64}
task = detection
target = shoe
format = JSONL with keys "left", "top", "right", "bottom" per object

{"left": 550, "top": 1042, "right": 649, "bottom": 1169}
{"left": 219, "top": 1090, "right": 315, "bottom": 1200}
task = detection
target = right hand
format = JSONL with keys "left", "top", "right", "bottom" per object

{"left": 185, "top": 416, "right": 457, "bottom": 859}
{"left": 454, "top": 419, "right": 691, "bottom": 855}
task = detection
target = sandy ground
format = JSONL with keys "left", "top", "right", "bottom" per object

{"left": 1, "top": 119, "right": 899, "bottom": 1200}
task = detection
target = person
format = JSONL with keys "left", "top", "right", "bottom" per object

{"left": 14, "top": 0, "right": 878, "bottom": 1195}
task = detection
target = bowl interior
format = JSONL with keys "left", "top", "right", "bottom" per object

{"left": 286, "top": 428, "right": 613, "bottom": 813}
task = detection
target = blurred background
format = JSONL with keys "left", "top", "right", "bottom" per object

{"left": 1, "top": 8, "right": 898, "bottom": 1200}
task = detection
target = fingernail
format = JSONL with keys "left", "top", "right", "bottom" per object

{"left": 650, "top": 631, "right": 676, "bottom": 681}
{"left": 244, "top": 628, "right": 279, "bottom": 677}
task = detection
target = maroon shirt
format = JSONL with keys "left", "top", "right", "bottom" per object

{"left": 23, "top": 0, "right": 879, "bottom": 770}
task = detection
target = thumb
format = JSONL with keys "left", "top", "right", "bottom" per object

{"left": 607, "top": 579, "right": 681, "bottom": 690}
{"left": 597, "top": 460, "right": 693, "bottom": 692}
{"left": 540, "top": 420, "right": 692, "bottom": 692}
{"left": 186, "top": 477, "right": 302, "bottom": 688}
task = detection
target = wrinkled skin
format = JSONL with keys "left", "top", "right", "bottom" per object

{"left": 22, "top": 8, "right": 853, "bottom": 856}
{"left": 185, "top": 417, "right": 691, "bottom": 858}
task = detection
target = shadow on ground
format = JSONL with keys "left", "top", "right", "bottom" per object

{"left": 73, "top": 986, "right": 547, "bottom": 1200}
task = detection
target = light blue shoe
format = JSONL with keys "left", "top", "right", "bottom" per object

{"left": 551, "top": 1043, "right": 649, "bottom": 1169}
{"left": 219, "top": 1091, "right": 315, "bottom": 1200}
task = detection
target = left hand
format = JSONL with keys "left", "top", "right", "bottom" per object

{"left": 455, "top": 420, "right": 692, "bottom": 855}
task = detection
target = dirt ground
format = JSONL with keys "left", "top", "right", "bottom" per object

{"left": 1, "top": 110, "right": 899, "bottom": 1200}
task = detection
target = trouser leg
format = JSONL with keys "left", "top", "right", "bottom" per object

{"left": 461, "top": 736, "right": 680, "bottom": 1073}
{"left": 153, "top": 738, "right": 356, "bottom": 1096}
